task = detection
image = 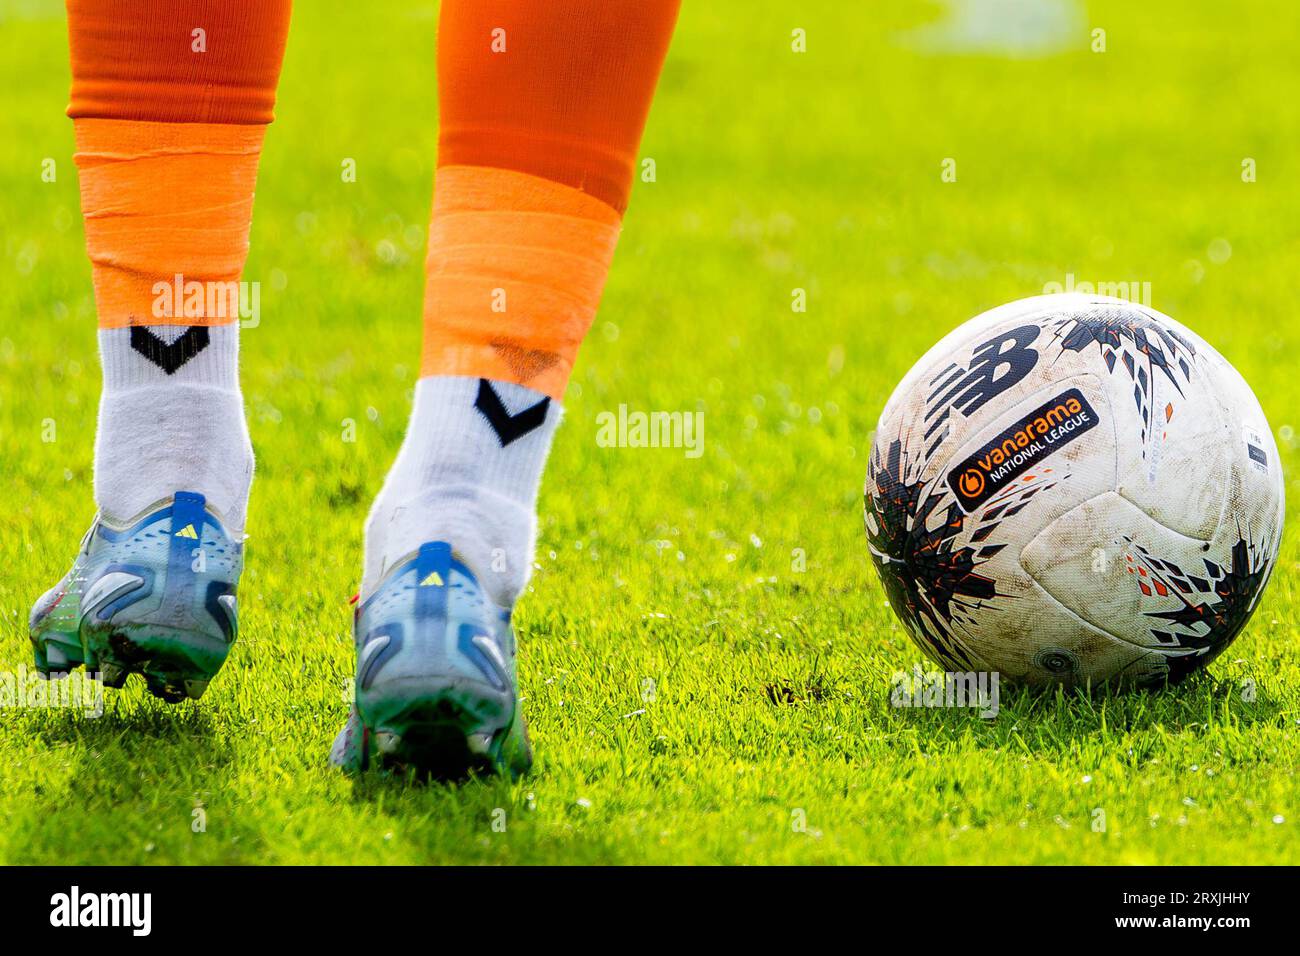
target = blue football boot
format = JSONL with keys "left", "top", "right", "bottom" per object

{"left": 330, "top": 541, "right": 531, "bottom": 778}
{"left": 29, "top": 491, "right": 242, "bottom": 702}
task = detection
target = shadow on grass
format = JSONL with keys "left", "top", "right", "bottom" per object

{"left": 29, "top": 695, "right": 220, "bottom": 750}
{"left": 872, "top": 671, "right": 1290, "bottom": 750}
{"left": 345, "top": 764, "right": 520, "bottom": 806}
{"left": 4, "top": 687, "right": 251, "bottom": 857}
{"left": 21, "top": 691, "right": 237, "bottom": 801}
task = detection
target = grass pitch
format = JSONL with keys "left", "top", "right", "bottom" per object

{"left": 1, "top": 0, "right": 1298, "bottom": 864}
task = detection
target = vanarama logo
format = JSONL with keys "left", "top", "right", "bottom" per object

{"left": 957, "top": 468, "right": 984, "bottom": 499}
{"left": 946, "top": 387, "right": 1099, "bottom": 511}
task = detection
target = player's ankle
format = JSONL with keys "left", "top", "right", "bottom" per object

{"left": 361, "top": 375, "right": 561, "bottom": 606}
{"left": 363, "top": 485, "right": 535, "bottom": 607}
{"left": 94, "top": 384, "right": 254, "bottom": 534}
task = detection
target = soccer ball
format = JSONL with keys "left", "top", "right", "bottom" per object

{"left": 864, "top": 293, "right": 1284, "bottom": 686}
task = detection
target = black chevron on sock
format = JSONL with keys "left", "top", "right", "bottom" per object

{"left": 474, "top": 378, "right": 550, "bottom": 447}
{"left": 130, "top": 326, "right": 211, "bottom": 375}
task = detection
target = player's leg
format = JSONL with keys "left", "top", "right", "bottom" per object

{"left": 29, "top": 0, "right": 291, "bottom": 701}
{"left": 332, "top": 0, "right": 680, "bottom": 775}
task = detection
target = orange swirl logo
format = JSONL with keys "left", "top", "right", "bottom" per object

{"left": 958, "top": 469, "right": 985, "bottom": 499}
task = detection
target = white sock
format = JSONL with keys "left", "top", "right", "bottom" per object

{"left": 363, "top": 376, "right": 561, "bottom": 607}
{"left": 95, "top": 323, "right": 253, "bottom": 534}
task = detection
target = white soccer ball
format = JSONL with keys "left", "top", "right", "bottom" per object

{"left": 865, "top": 293, "right": 1284, "bottom": 686}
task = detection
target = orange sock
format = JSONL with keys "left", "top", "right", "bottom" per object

{"left": 421, "top": 0, "right": 680, "bottom": 400}
{"left": 67, "top": 0, "right": 292, "bottom": 329}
